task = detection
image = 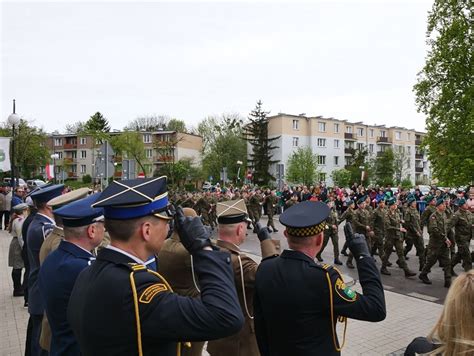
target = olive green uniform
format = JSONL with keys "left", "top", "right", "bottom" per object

{"left": 449, "top": 209, "right": 473, "bottom": 271}
{"left": 403, "top": 206, "right": 425, "bottom": 270}
{"left": 372, "top": 206, "right": 387, "bottom": 261}
{"left": 444, "top": 205, "right": 456, "bottom": 259}
{"left": 420, "top": 210, "right": 451, "bottom": 283}
{"left": 382, "top": 209, "right": 410, "bottom": 272}
{"left": 195, "top": 197, "right": 213, "bottom": 228}
{"left": 316, "top": 208, "right": 339, "bottom": 261}
{"left": 338, "top": 208, "right": 355, "bottom": 255}
{"left": 249, "top": 194, "right": 262, "bottom": 227}
{"left": 264, "top": 195, "right": 278, "bottom": 230}
{"left": 346, "top": 208, "right": 372, "bottom": 265}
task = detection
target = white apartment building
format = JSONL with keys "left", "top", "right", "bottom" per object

{"left": 265, "top": 113, "right": 431, "bottom": 186}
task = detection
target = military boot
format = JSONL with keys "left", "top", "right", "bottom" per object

{"left": 273, "top": 228, "right": 279, "bottom": 232}
{"left": 267, "top": 226, "right": 273, "bottom": 233}
{"left": 380, "top": 267, "right": 391, "bottom": 276}
{"left": 404, "top": 269, "right": 416, "bottom": 277}
{"left": 346, "top": 261, "right": 355, "bottom": 269}
{"left": 418, "top": 273, "right": 432, "bottom": 284}
{"left": 334, "top": 258, "right": 343, "bottom": 265}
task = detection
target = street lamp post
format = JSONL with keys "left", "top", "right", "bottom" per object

{"left": 7, "top": 100, "right": 21, "bottom": 191}
{"left": 50, "top": 153, "right": 59, "bottom": 183}
{"left": 236, "top": 160, "right": 243, "bottom": 184}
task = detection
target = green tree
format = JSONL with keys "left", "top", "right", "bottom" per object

{"left": 111, "top": 131, "right": 151, "bottom": 177}
{"left": 199, "top": 114, "right": 246, "bottom": 184}
{"left": 243, "top": 100, "right": 279, "bottom": 185}
{"left": 84, "top": 112, "right": 111, "bottom": 132}
{"left": 155, "top": 158, "right": 201, "bottom": 186}
{"left": 286, "top": 147, "right": 319, "bottom": 186}
{"left": 166, "top": 119, "right": 187, "bottom": 133}
{"left": 0, "top": 120, "right": 50, "bottom": 178}
{"left": 393, "top": 147, "right": 411, "bottom": 184}
{"left": 345, "top": 148, "right": 370, "bottom": 185}
{"left": 65, "top": 121, "right": 86, "bottom": 134}
{"left": 125, "top": 115, "right": 168, "bottom": 131}
{"left": 371, "top": 149, "right": 395, "bottom": 186}
{"left": 413, "top": 0, "right": 473, "bottom": 185}
{"left": 330, "top": 168, "right": 352, "bottom": 188}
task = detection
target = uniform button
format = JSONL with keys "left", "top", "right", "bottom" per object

{"left": 226, "top": 257, "right": 231, "bottom": 263}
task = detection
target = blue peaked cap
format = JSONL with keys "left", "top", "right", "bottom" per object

{"left": 30, "top": 184, "right": 64, "bottom": 203}
{"left": 92, "top": 176, "right": 171, "bottom": 220}
{"left": 54, "top": 193, "right": 104, "bottom": 227}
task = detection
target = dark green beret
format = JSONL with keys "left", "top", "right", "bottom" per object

{"left": 387, "top": 197, "right": 397, "bottom": 206}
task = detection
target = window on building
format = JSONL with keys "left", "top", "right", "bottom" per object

{"left": 346, "top": 126, "right": 353, "bottom": 133}
{"left": 396, "top": 131, "right": 402, "bottom": 140}
{"left": 369, "top": 144, "right": 374, "bottom": 153}
{"left": 319, "top": 172, "right": 326, "bottom": 182}
{"left": 317, "top": 138, "right": 326, "bottom": 147}
{"left": 370, "top": 129, "right": 374, "bottom": 138}
{"left": 39, "top": 166, "right": 45, "bottom": 173}
{"left": 54, "top": 138, "right": 62, "bottom": 146}
{"left": 57, "top": 152, "right": 63, "bottom": 159}
{"left": 407, "top": 132, "right": 411, "bottom": 140}
{"left": 334, "top": 156, "right": 339, "bottom": 166}
{"left": 357, "top": 128, "right": 364, "bottom": 136}
{"left": 357, "top": 143, "right": 364, "bottom": 151}
{"left": 71, "top": 151, "right": 77, "bottom": 159}
{"left": 80, "top": 165, "right": 86, "bottom": 173}
{"left": 80, "top": 150, "right": 87, "bottom": 159}
{"left": 380, "top": 130, "right": 386, "bottom": 137}
{"left": 292, "top": 120, "right": 299, "bottom": 130}
{"left": 80, "top": 137, "right": 87, "bottom": 145}
{"left": 319, "top": 122, "right": 326, "bottom": 132}
{"left": 292, "top": 137, "right": 299, "bottom": 147}
{"left": 334, "top": 139, "right": 339, "bottom": 148}
{"left": 55, "top": 166, "right": 61, "bottom": 174}
{"left": 334, "top": 123, "right": 339, "bottom": 133}
{"left": 345, "top": 157, "right": 351, "bottom": 166}
{"left": 318, "top": 155, "right": 326, "bottom": 165}
{"left": 407, "top": 146, "right": 411, "bottom": 155}
{"left": 406, "top": 160, "right": 411, "bottom": 168}
{"left": 145, "top": 149, "right": 153, "bottom": 158}
{"left": 143, "top": 134, "right": 152, "bottom": 143}
{"left": 71, "top": 165, "right": 77, "bottom": 173}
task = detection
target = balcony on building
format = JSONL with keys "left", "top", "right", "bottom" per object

{"left": 344, "top": 147, "right": 355, "bottom": 155}
{"left": 415, "top": 153, "right": 424, "bottom": 160}
{"left": 344, "top": 133, "right": 356, "bottom": 140}
{"left": 63, "top": 157, "right": 76, "bottom": 164}
{"left": 415, "top": 166, "right": 424, "bottom": 173}
{"left": 415, "top": 136, "right": 422, "bottom": 145}
{"left": 67, "top": 171, "right": 78, "bottom": 178}
{"left": 376, "top": 136, "right": 392, "bottom": 144}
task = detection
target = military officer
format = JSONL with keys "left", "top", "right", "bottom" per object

{"left": 25, "top": 184, "right": 64, "bottom": 356}
{"left": 37, "top": 187, "right": 91, "bottom": 351}
{"left": 338, "top": 200, "right": 355, "bottom": 256}
{"left": 67, "top": 177, "right": 244, "bottom": 355}
{"left": 316, "top": 199, "right": 342, "bottom": 265}
{"left": 38, "top": 193, "right": 105, "bottom": 356}
{"left": 207, "top": 199, "right": 280, "bottom": 356}
{"left": 420, "top": 195, "right": 436, "bottom": 229}
{"left": 346, "top": 197, "right": 374, "bottom": 269}
{"left": 449, "top": 198, "right": 473, "bottom": 272}
{"left": 249, "top": 191, "right": 263, "bottom": 232}
{"left": 444, "top": 196, "right": 456, "bottom": 270}
{"left": 403, "top": 195, "right": 425, "bottom": 271}
{"left": 157, "top": 207, "right": 205, "bottom": 356}
{"left": 380, "top": 198, "right": 416, "bottom": 277}
{"left": 419, "top": 198, "right": 452, "bottom": 287}
{"left": 264, "top": 190, "right": 279, "bottom": 232}
{"left": 371, "top": 197, "right": 387, "bottom": 262}
{"left": 254, "top": 201, "right": 386, "bottom": 356}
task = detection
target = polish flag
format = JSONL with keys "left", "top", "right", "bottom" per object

{"left": 45, "top": 164, "right": 54, "bottom": 180}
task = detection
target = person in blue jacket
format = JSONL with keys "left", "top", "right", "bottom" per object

{"left": 39, "top": 193, "right": 104, "bottom": 356}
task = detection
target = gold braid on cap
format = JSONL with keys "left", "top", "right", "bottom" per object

{"left": 286, "top": 222, "right": 326, "bottom": 237}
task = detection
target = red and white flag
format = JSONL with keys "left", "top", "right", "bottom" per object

{"left": 45, "top": 164, "right": 54, "bottom": 180}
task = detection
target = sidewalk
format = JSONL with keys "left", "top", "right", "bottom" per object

{"left": 0, "top": 229, "right": 443, "bottom": 356}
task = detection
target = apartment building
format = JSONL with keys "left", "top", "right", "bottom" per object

{"left": 43, "top": 131, "right": 202, "bottom": 181}
{"left": 266, "top": 113, "right": 431, "bottom": 186}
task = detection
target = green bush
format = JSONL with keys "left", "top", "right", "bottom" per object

{"left": 400, "top": 178, "right": 412, "bottom": 189}
{"left": 82, "top": 174, "right": 92, "bottom": 184}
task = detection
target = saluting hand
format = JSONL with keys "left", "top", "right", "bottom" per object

{"left": 255, "top": 223, "right": 271, "bottom": 242}
{"left": 175, "top": 206, "right": 213, "bottom": 254}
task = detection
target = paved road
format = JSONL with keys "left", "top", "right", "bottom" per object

{"left": 214, "top": 215, "right": 472, "bottom": 306}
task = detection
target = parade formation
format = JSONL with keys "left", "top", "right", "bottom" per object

{"left": 2, "top": 179, "right": 473, "bottom": 355}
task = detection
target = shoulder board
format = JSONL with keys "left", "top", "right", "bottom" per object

{"left": 122, "top": 262, "right": 148, "bottom": 272}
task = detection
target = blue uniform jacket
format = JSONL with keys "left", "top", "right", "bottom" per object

{"left": 67, "top": 247, "right": 244, "bottom": 356}
{"left": 27, "top": 213, "right": 55, "bottom": 315}
{"left": 39, "top": 240, "right": 94, "bottom": 356}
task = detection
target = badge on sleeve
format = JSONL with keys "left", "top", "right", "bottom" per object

{"left": 334, "top": 278, "right": 357, "bottom": 302}
{"left": 139, "top": 283, "right": 168, "bottom": 304}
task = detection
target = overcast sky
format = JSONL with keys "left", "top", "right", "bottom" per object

{"left": 1, "top": 0, "right": 433, "bottom": 133}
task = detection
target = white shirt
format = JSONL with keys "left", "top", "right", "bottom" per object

{"left": 106, "top": 245, "right": 145, "bottom": 265}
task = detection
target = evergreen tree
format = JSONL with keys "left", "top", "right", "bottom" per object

{"left": 243, "top": 100, "right": 279, "bottom": 185}
{"left": 85, "top": 112, "right": 111, "bottom": 132}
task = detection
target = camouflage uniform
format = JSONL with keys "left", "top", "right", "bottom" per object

{"left": 264, "top": 194, "right": 278, "bottom": 231}
{"left": 381, "top": 208, "right": 415, "bottom": 276}
{"left": 249, "top": 193, "right": 262, "bottom": 229}
{"left": 420, "top": 210, "right": 451, "bottom": 286}
{"left": 195, "top": 196, "right": 212, "bottom": 227}
{"left": 346, "top": 207, "right": 373, "bottom": 267}
{"left": 338, "top": 206, "right": 355, "bottom": 256}
{"left": 372, "top": 205, "right": 387, "bottom": 261}
{"left": 403, "top": 206, "right": 425, "bottom": 271}
{"left": 316, "top": 208, "right": 340, "bottom": 263}
{"left": 444, "top": 204, "right": 456, "bottom": 260}
{"left": 449, "top": 208, "right": 473, "bottom": 272}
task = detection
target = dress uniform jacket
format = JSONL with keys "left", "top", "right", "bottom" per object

{"left": 26, "top": 213, "right": 55, "bottom": 315}
{"left": 67, "top": 247, "right": 244, "bottom": 356}
{"left": 207, "top": 239, "right": 280, "bottom": 356}
{"left": 38, "top": 240, "right": 94, "bottom": 356}
{"left": 254, "top": 250, "right": 386, "bottom": 356}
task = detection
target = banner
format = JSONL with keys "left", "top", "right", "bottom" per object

{"left": 0, "top": 138, "right": 11, "bottom": 172}
{"left": 45, "top": 164, "right": 54, "bottom": 180}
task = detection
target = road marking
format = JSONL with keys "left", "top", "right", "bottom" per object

{"left": 406, "top": 292, "right": 439, "bottom": 302}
